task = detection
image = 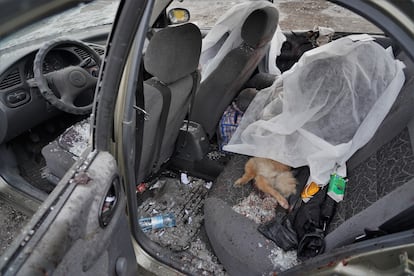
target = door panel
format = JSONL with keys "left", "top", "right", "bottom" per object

{"left": 5, "top": 151, "right": 137, "bottom": 276}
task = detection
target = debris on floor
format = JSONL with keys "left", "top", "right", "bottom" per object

{"left": 185, "top": 238, "right": 227, "bottom": 276}
{"left": 181, "top": 172, "right": 190, "bottom": 184}
{"left": 268, "top": 247, "right": 299, "bottom": 272}
{"left": 206, "top": 150, "right": 227, "bottom": 161}
{"left": 232, "top": 191, "right": 278, "bottom": 224}
{"left": 138, "top": 175, "right": 227, "bottom": 274}
{"left": 137, "top": 169, "right": 296, "bottom": 273}
{"left": 138, "top": 213, "right": 176, "bottom": 232}
{"left": 137, "top": 176, "right": 209, "bottom": 251}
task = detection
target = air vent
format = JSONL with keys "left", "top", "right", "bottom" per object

{"left": 74, "top": 48, "right": 90, "bottom": 60}
{"left": 74, "top": 46, "right": 105, "bottom": 61}
{"left": 0, "top": 69, "right": 21, "bottom": 90}
{"left": 93, "top": 47, "right": 105, "bottom": 56}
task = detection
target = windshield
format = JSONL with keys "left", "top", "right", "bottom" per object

{"left": 0, "top": 0, "right": 119, "bottom": 52}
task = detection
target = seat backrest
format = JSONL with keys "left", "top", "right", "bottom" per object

{"left": 325, "top": 51, "right": 414, "bottom": 250}
{"left": 191, "top": 4, "right": 279, "bottom": 138}
{"left": 138, "top": 23, "right": 201, "bottom": 182}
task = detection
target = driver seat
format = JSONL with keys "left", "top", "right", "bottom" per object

{"left": 42, "top": 23, "right": 202, "bottom": 183}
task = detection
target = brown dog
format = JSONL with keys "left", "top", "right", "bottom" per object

{"left": 235, "top": 157, "right": 297, "bottom": 209}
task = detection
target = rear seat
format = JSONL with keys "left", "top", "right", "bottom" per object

{"left": 325, "top": 51, "right": 414, "bottom": 248}
{"left": 204, "top": 50, "right": 414, "bottom": 274}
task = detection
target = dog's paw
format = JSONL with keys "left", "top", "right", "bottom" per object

{"left": 278, "top": 197, "right": 290, "bottom": 210}
{"left": 234, "top": 178, "right": 244, "bottom": 187}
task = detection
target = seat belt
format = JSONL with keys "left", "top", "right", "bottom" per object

{"left": 183, "top": 70, "right": 201, "bottom": 133}
{"left": 134, "top": 62, "right": 146, "bottom": 175}
{"left": 188, "top": 70, "right": 201, "bottom": 122}
{"left": 146, "top": 70, "right": 200, "bottom": 176}
{"left": 355, "top": 204, "right": 414, "bottom": 242}
{"left": 145, "top": 79, "right": 172, "bottom": 173}
{"left": 380, "top": 204, "right": 414, "bottom": 233}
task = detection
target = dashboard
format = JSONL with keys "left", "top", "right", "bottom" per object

{"left": 0, "top": 43, "right": 105, "bottom": 144}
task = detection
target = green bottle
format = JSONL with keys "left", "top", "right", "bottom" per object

{"left": 327, "top": 173, "right": 346, "bottom": 202}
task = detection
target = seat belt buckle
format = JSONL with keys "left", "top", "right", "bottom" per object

{"left": 133, "top": 105, "right": 149, "bottom": 120}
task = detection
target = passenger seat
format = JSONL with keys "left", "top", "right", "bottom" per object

{"left": 137, "top": 23, "right": 202, "bottom": 181}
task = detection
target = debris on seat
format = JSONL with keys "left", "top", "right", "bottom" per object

{"left": 258, "top": 170, "right": 339, "bottom": 261}
{"left": 204, "top": 197, "right": 299, "bottom": 274}
{"left": 217, "top": 88, "right": 258, "bottom": 149}
{"left": 58, "top": 119, "right": 90, "bottom": 157}
{"left": 232, "top": 192, "right": 278, "bottom": 224}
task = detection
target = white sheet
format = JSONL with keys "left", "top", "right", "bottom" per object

{"left": 224, "top": 35, "right": 406, "bottom": 185}
{"left": 200, "top": 1, "right": 285, "bottom": 80}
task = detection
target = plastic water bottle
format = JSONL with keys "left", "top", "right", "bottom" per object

{"left": 138, "top": 213, "right": 176, "bottom": 232}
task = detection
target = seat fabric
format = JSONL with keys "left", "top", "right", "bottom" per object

{"left": 191, "top": 3, "right": 279, "bottom": 138}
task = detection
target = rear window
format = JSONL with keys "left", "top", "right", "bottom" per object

{"left": 169, "top": 0, "right": 382, "bottom": 33}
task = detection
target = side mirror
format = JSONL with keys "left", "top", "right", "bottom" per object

{"left": 168, "top": 8, "right": 190, "bottom": 25}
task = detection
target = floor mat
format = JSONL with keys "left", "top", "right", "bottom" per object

{"left": 138, "top": 176, "right": 210, "bottom": 251}
{"left": 180, "top": 238, "right": 227, "bottom": 276}
{"left": 137, "top": 175, "right": 227, "bottom": 275}
{"left": 14, "top": 146, "right": 54, "bottom": 193}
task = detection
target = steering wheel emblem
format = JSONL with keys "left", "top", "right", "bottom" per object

{"left": 69, "top": 70, "right": 87, "bottom": 87}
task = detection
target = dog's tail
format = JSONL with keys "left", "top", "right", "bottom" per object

{"left": 275, "top": 171, "right": 297, "bottom": 197}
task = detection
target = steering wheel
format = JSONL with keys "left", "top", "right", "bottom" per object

{"left": 33, "top": 38, "right": 101, "bottom": 115}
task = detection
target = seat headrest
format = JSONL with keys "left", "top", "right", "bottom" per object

{"left": 241, "top": 6, "right": 279, "bottom": 48}
{"left": 144, "top": 23, "right": 202, "bottom": 84}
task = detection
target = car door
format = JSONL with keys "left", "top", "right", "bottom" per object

{"left": 1, "top": 151, "right": 138, "bottom": 276}
{"left": 0, "top": 0, "right": 152, "bottom": 275}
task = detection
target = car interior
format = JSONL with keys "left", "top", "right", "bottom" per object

{"left": 0, "top": 0, "right": 413, "bottom": 275}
